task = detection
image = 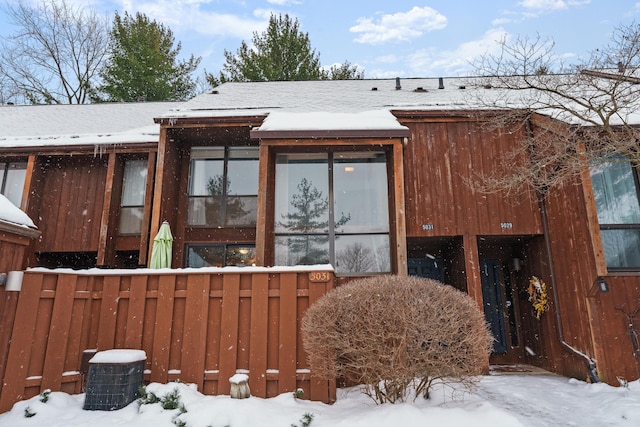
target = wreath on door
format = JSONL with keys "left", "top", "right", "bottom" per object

{"left": 528, "top": 276, "right": 549, "bottom": 319}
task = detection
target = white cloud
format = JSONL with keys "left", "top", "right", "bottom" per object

{"left": 519, "top": 0, "right": 590, "bottom": 14}
{"left": 375, "top": 54, "right": 400, "bottom": 64}
{"left": 267, "top": 0, "right": 301, "bottom": 5}
{"left": 491, "top": 17, "right": 512, "bottom": 26}
{"left": 111, "top": 1, "right": 267, "bottom": 39}
{"left": 350, "top": 6, "right": 447, "bottom": 44}
{"left": 406, "top": 28, "right": 509, "bottom": 77}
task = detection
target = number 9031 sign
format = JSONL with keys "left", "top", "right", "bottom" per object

{"left": 309, "top": 271, "right": 331, "bottom": 282}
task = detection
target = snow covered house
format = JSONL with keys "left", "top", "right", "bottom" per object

{"left": 0, "top": 77, "right": 639, "bottom": 409}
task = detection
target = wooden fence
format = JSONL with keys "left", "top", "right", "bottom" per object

{"left": 0, "top": 267, "right": 336, "bottom": 412}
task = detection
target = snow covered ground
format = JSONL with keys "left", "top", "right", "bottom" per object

{"left": 1, "top": 371, "right": 639, "bottom": 427}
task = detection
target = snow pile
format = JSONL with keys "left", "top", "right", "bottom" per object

{"left": 1, "top": 374, "right": 639, "bottom": 426}
{"left": 89, "top": 349, "right": 147, "bottom": 364}
{"left": 0, "top": 194, "right": 35, "bottom": 228}
{"left": 255, "top": 110, "right": 408, "bottom": 131}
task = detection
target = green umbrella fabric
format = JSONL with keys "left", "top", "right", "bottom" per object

{"left": 150, "top": 221, "right": 173, "bottom": 269}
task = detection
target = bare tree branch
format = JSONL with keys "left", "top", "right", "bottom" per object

{"left": 467, "top": 23, "right": 640, "bottom": 197}
{"left": 0, "top": 0, "right": 109, "bottom": 104}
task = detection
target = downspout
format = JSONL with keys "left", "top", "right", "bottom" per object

{"left": 538, "top": 193, "right": 600, "bottom": 383}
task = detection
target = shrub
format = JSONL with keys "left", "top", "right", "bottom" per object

{"left": 301, "top": 275, "right": 493, "bottom": 403}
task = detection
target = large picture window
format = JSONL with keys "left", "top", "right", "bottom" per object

{"left": 591, "top": 155, "right": 640, "bottom": 269}
{"left": 188, "top": 147, "right": 259, "bottom": 227}
{"left": 0, "top": 161, "right": 27, "bottom": 207}
{"left": 274, "top": 151, "right": 390, "bottom": 275}
{"left": 118, "top": 159, "right": 147, "bottom": 235}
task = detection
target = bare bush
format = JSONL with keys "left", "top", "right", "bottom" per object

{"left": 301, "top": 275, "right": 493, "bottom": 404}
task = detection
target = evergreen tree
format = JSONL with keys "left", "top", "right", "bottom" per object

{"left": 98, "top": 11, "right": 200, "bottom": 102}
{"left": 277, "top": 178, "right": 350, "bottom": 264}
{"left": 207, "top": 13, "right": 363, "bottom": 86}
{"left": 321, "top": 61, "right": 364, "bottom": 80}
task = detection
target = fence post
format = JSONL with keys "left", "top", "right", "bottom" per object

{"left": 0, "top": 272, "right": 44, "bottom": 412}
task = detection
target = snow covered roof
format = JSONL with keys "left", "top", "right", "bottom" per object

{"left": 0, "top": 101, "right": 178, "bottom": 149}
{"left": 161, "top": 75, "right": 640, "bottom": 127}
{"left": 251, "top": 109, "right": 410, "bottom": 138}
{"left": 2, "top": 74, "right": 638, "bottom": 150}
{"left": 0, "top": 194, "right": 38, "bottom": 240}
{"left": 160, "top": 78, "right": 476, "bottom": 119}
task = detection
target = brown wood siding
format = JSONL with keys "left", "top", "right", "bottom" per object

{"left": 34, "top": 156, "right": 108, "bottom": 253}
{"left": 0, "top": 268, "right": 336, "bottom": 411}
{"left": 542, "top": 177, "right": 606, "bottom": 381}
{"left": 589, "top": 275, "right": 640, "bottom": 383}
{"left": 401, "top": 120, "right": 543, "bottom": 237}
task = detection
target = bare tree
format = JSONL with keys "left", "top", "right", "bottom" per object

{"left": 468, "top": 22, "right": 640, "bottom": 197}
{"left": 0, "top": 0, "right": 110, "bottom": 104}
{"left": 336, "top": 242, "right": 375, "bottom": 273}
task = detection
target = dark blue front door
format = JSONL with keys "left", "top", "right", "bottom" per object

{"left": 480, "top": 259, "right": 508, "bottom": 354}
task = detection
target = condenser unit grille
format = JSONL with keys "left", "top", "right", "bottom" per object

{"left": 83, "top": 360, "right": 145, "bottom": 411}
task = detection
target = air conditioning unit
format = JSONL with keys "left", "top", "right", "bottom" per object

{"left": 83, "top": 349, "right": 146, "bottom": 411}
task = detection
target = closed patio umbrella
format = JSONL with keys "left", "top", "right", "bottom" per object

{"left": 150, "top": 221, "right": 173, "bottom": 269}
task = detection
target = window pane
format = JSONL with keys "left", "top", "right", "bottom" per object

{"left": 0, "top": 162, "right": 5, "bottom": 192}
{"left": 2, "top": 162, "right": 27, "bottom": 207}
{"left": 187, "top": 196, "right": 224, "bottom": 227}
{"left": 189, "top": 157, "right": 224, "bottom": 196}
{"left": 601, "top": 229, "right": 640, "bottom": 268}
{"left": 187, "top": 245, "right": 225, "bottom": 268}
{"left": 119, "top": 207, "right": 144, "bottom": 235}
{"left": 121, "top": 160, "right": 147, "bottom": 206}
{"left": 225, "top": 196, "right": 257, "bottom": 227}
{"left": 227, "top": 147, "right": 259, "bottom": 195}
{"left": 334, "top": 152, "right": 389, "bottom": 233}
{"left": 275, "top": 153, "right": 329, "bottom": 234}
{"left": 226, "top": 245, "right": 256, "bottom": 266}
{"left": 335, "top": 234, "right": 391, "bottom": 274}
{"left": 591, "top": 157, "right": 640, "bottom": 224}
{"left": 274, "top": 235, "right": 330, "bottom": 266}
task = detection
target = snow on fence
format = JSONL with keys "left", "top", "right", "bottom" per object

{"left": 0, "top": 268, "right": 336, "bottom": 412}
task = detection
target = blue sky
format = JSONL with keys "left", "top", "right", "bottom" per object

{"left": 3, "top": 0, "right": 640, "bottom": 78}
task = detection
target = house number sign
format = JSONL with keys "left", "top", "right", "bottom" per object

{"left": 500, "top": 222, "right": 513, "bottom": 229}
{"left": 309, "top": 271, "right": 331, "bottom": 282}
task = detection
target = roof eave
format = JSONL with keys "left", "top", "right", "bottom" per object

{"left": 250, "top": 128, "right": 410, "bottom": 139}
{"left": 0, "top": 220, "right": 40, "bottom": 240}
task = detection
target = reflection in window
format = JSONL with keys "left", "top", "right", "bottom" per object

{"left": 186, "top": 244, "right": 256, "bottom": 267}
{"left": 591, "top": 156, "right": 640, "bottom": 268}
{"left": 0, "top": 161, "right": 27, "bottom": 207}
{"left": 119, "top": 159, "right": 147, "bottom": 235}
{"left": 188, "top": 147, "right": 258, "bottom": 227}
{"left": 274, "top": 151, "right": 390, "bottom": 275}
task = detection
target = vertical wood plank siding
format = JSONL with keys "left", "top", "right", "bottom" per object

{"left": 0, "top": 269, "right": 336, "bottom": 412}
{"left": 401, "top": 119, "right": 543, "bottom": 237}
{"left": 35, "top": 156, "right": 108, "bottom": 252}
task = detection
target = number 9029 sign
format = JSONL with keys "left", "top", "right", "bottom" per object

{"left": 309, "top": 271, "right": 331, "bottom": 282}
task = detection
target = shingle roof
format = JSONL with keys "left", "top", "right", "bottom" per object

{"left": 162, "top": 77, "right": 476, "bottom": 118}
{"left": 162, "top": 75, "right": 640, "bottom": 127}
{"left": 0, "top": 101, "right": 177, "bottom": 148}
